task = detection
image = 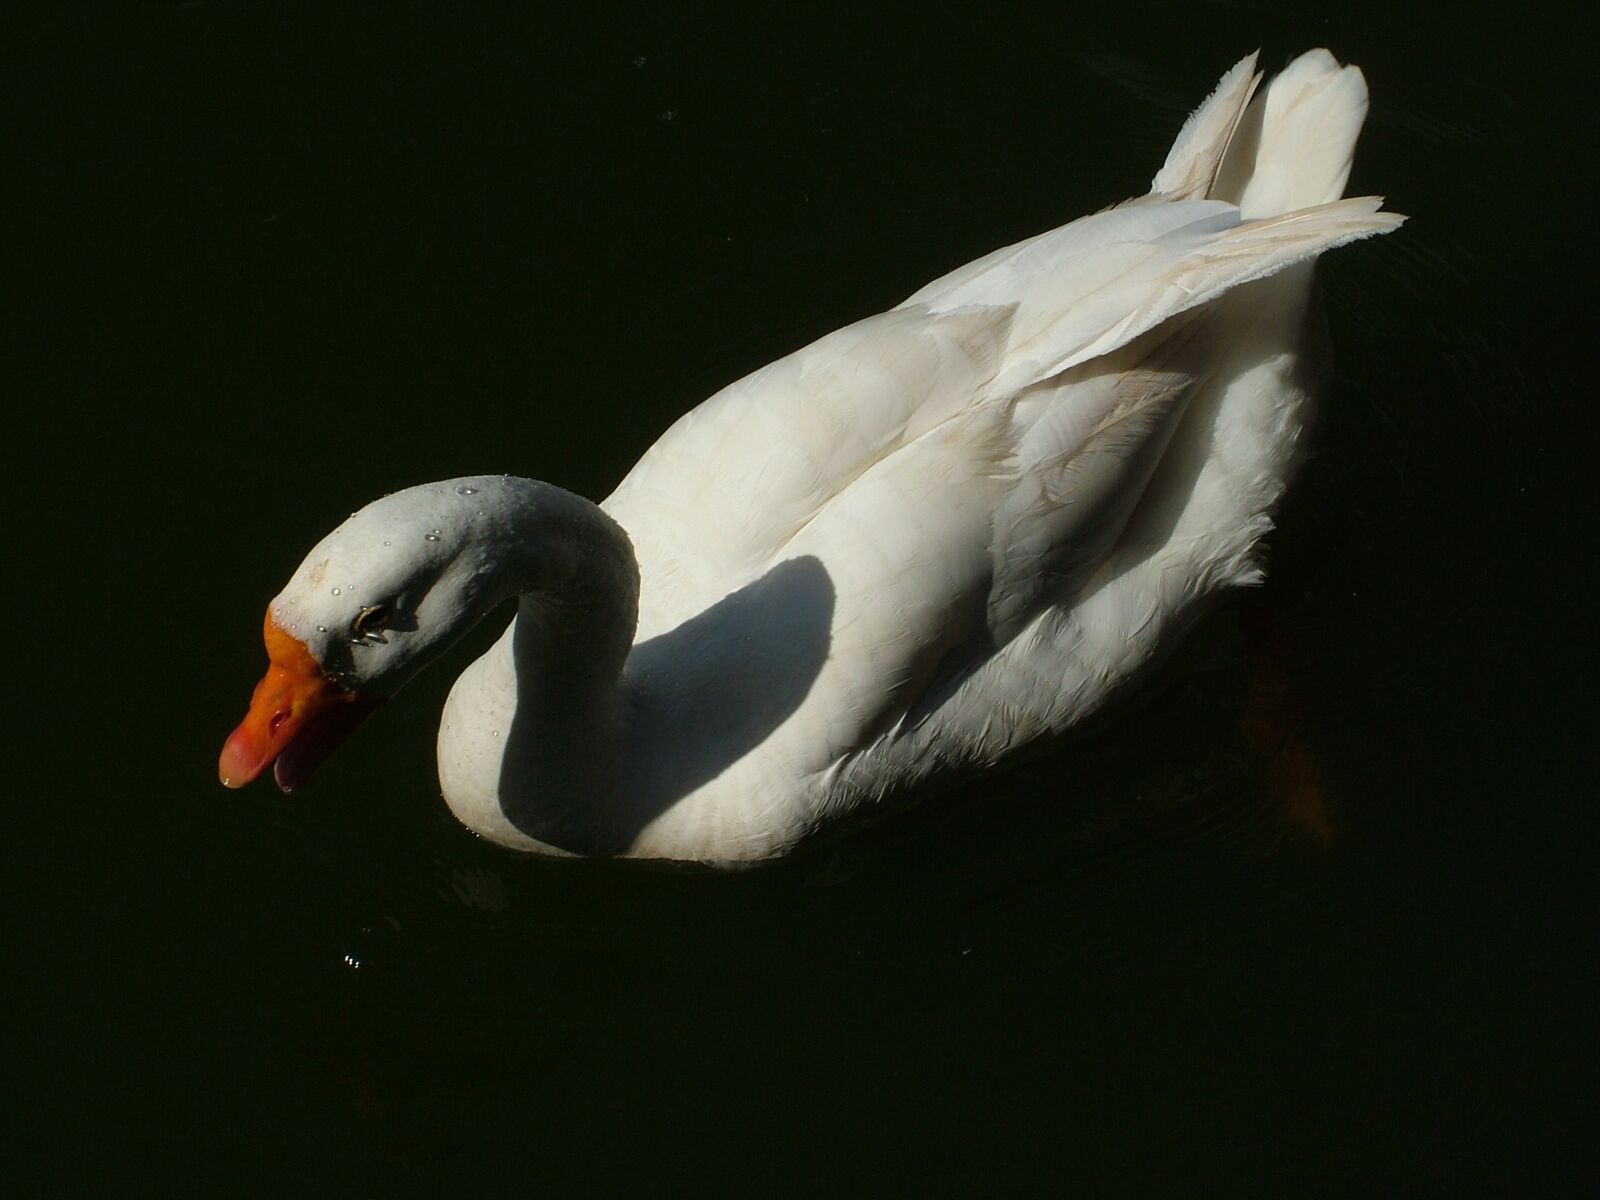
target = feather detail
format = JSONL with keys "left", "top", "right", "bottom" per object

{"left": 595, "top": 50, "right": 1401, "bottom": 855}
{"left": 1147, "top": 51, "right": 1263, "bottom": 201}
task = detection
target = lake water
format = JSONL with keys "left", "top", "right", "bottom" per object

{"left": 12, "top": 2, "right": 1583, "bottom": 1193}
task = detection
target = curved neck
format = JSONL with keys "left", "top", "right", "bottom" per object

{"left": 472, "top": 478, "right": 640, "bottom": 705}
{"left": 504, "top": 494, "right": 639, "bottom": 713}
{"left": 436, "top": 477, "right": 642, "bottom": 854}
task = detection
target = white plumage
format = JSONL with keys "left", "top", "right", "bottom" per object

{"left": 222, "top": 50, "right": 1401, "bottom": 863}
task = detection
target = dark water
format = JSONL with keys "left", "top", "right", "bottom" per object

{"left": 11, "top": 3, "right": 1585, "bottom": 1193}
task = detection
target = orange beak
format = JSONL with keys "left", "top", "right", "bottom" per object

{"left": 219, "top": 612, "right": 381, "bottom": 793}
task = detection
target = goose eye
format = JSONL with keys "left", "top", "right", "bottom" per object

{"left": 352, "top": 604, "right": 392, "bottom": 639}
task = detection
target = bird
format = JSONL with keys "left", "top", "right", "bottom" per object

{"left": 219, "top": 49, "right": 1401, "bottom": 864}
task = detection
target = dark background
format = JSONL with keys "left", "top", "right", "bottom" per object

{"left": 9, "top": 2, "right": 1587, "bottom": 1193}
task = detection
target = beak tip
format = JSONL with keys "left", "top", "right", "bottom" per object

{"left": 221, "top": 616, "right": 379, "bottom": 795}
{"left": 218, "top": 729, "right": 267, "bottom": 790}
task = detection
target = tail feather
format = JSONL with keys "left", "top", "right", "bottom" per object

{"left": 911, "top": 49, "right": 1403, "bottom": 398}
{"left": 1147, "top": 52, "right": 1263, "bottom": 202}
{"left": 1213, "top": 49, "right": 1372, "bottom": 217}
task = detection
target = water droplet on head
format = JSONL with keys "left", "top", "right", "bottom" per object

{"left": 330, "top": 587, "right": 341, "bottom": 596}
{"left": 316, "top": 625, "right": 327, "bottom": 633}
{"left": 383, "top": 540, "right": 391, "bottom": 547}
{"left": 457, "top": 485, "right": 478, "bottom": 495}
{"left": 425, "top": 533, "right": 440, "bottom": 542}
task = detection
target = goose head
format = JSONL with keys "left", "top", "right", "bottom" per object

{"left": 218, "top": 478, "right": 517, "bottom": 793}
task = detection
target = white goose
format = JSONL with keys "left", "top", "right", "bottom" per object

{"left": 220, "top": 50, "right": 1401, "bottom": 863}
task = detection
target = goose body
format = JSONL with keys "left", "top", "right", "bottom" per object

{"left": 220, "top": 50, "right": 1401, "bottom": 863}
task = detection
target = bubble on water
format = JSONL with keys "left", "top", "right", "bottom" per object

{"left": 457, "top": 485, "right": 478, "bottom": 495}
{"left": 425, "top": 533, "right": 440, "bottom": 542}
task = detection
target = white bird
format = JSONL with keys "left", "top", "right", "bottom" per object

{"left": 220, "top": 50, "right": 1401, "bottom": 863}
